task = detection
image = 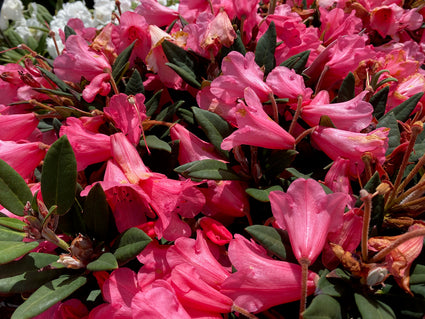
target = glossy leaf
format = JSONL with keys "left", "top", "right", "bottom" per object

{"left": 11, "top": 274, "right": 87, "bottom": 319}
{"left": 140, "top": 135, "right": 172, "bottom": 153}
{"left": 336, "top": 72, "right": 355, "bottom": 102}
{"left": 0, "top": 225, "right": 25, "bottom": 241}
{"left": 280, "top": 50, "right": 310, "bottom": 74}
{"left": 255, "top": 21, "right": 276, "bottom": 76}
{"left": 0, "top": 252, "right": 64, "bottom": 294}
{"left": 87, "top": 252, "right": 118, "bottom": 271}
{"left": 112, "top": 227, "right": 152, "bottom": 265}
{"left": 0, "top": 159, "right": 33, "bottom": 216}
{"left": 192, "top": 107, "right": 232, "bottom": 158}
{"left": 174, "top": 159, "right": 242, "bottom": 180}
{"left": 41, "top": 135, "right": 77, "bottom": 215}
{"left": 376, "top": 112, "right": 400, "bottom": 155}
{"left": 0, "top": 241, "right": 39, "bottom": 264}
{"left": 380, "top": 92, "right": 424, "bottom": 122}
{"left": 370, "top": 86, "right": 389, "bottom": 120}
{"left": 125, "top": 69, "right": 145, "bottom": 95}
{"left": 83, "top": 183, "right": 111, "bottom": 242}
{"left": 245, "top": 185, "right": 283, "bottom": 202}
{"left": 245, "top": 225, "right": 286, "bottom": 260}
{"left": 354, "top": 293, "right": 396, "bottom": 319}
{"left": 112, "top": 41, "right": 135, "bottom": 80}
{"left": 303, "top": 294, "right": 342, "bottom": 319}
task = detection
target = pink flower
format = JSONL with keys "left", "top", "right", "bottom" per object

{"left": 135, "top": 0, "right": 179, "bottom": 27}
{"left": 104, "top": 93, "right": 147, "bottom": 145}
{"left": 319, "top": 7, "right": 362, "bottom": 45}
{"left": 220, "top": 234, "right": 318, "bottom": 313}
{"left": 311, "top": 126, "right": 389, "bottom": 177}
{"left": 324, "top": 157, "right": 355, "bottom": 204}
{"left": 199, "top": 217, "right": 233, "bottom": 245}
{"left": 301, "top": 91, "right": 373, "bottom": 132}
{"left": 0, "top": 112, "right": 39, "bottom": 141}
{"left": 34, "top": 299, "right": 88, "bottom": 319}
{"left": 81, "top": 73, "right": 111, "bottom": 103}
{"left": 221, "top": 88, "right": 295, "bottom": 150}
{"left": 269, "top": 178, "right": 349, "bottom": 264}
{"left": 60, "top": 117, "right": 111, "bottom": 171}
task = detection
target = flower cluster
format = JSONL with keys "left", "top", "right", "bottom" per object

{"left": 1, "top": 0, "right": 425, "bottom": 318}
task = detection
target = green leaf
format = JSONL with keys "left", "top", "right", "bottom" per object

{"left": 41, "top": 135, "right": 77, "bottom": 215}
{"left": 222, "top": 30, "right": 246, "bottom": 56}
{"left": 35, "top": 4, "right": 53, "bottom": 24}
{"left": 285, "top": 167, "right": 312, "bottom": 179}
{"left": 162, "top": 40, "right": 202, "bottom": 89}
{"left": 145, "top": 90, "right": 163, "bottom": 117}
{"left": 192, "top": 107, "right": 233, "bottom": 158}
{"left": 0, "top": 217, "right": 25, "bottom": 231}
{"left": 370, "top": 86, "right": 389, "bottom": 120}
{"left": 11, "top": 274, "right": 87, "bottom": 319}
{"left": 37, "top": 67, "right": 73, "bottom": 93}
{"left": 64, "top": 25, "right": 76, "bottom": 40}
{"left": 54, "top": 106, "right": 90, "bottom": 118}
{"left": 140, "top": 135, "right": 172, "bottom": 153}
{"left": 315, "top": 269, "right": 349, "bottom": 298}
{"left": 3, "top": 29, "right": 26, "bottom": 54}
{"left": 112, "top": 227, "right": 152, "bottom": 265}
{"left": 0, "top": 225, "right": 25, "bottom": 241}
{"left": 245, "top": 225, "right": 286, "bottom": 260}
{"left": 155, "top": 100, "right": 184, "bottom": 122}
{"left": 174, "top": 159, "right": 242, "bottom": 180}
{"left": 125, "top": 69, "right": 145, "bottom": 95}
{"left": 280, "top": 50, "right": 310, "bottom": 74}
{"left": 0, "top": 252, "right": 64, "bottom": 294}
{"left": 410, "top": 264, "right": 425, "bottom": 284}
{"left": 264, "top": 149, "right": 298, "bottom": 177}
{"left": 112, "top": 41, "right": 135, "bottom": 80}
{"left": 245, "top": 185, "right": 283, "bottom": 202}
{"left": 0, "top": 159, "right": 33, "bottom": 216}
{"left": 255, "top": 21, "right": 276, "bottom": 76}
{"left": 336, "top": 72, "right": 355, "bottom": 102}
{"left": 380, "top": 92, "right": 424, "bottom": 122}
{"left": 303, "top": 294, "right": 342, "bottom": 319}
{"left": 87, "top": 252, "right": 118, "bottom": 271}
{"left": 83, "top": 183, "right": 111, "bottom": 242}
{"left": 354, "top": 293, "right": 396, "bottom": 319}
{"left": 376, "top": 112, "right": 400, "bottom": 155}
{"left": 0, "top": 241, "right": 39, "bottom": 264}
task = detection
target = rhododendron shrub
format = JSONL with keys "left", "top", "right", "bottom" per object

{"left": 1, "top": 0, "right": 425, "bottom": 318}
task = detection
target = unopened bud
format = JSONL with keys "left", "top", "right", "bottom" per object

{"left": 376, "top": 182, "right": 391, "bottom": 196}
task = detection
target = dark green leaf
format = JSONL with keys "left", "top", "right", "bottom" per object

{"left": 336, "top": 72, "right": 355, "bottom": 102}
{"left": 112, "top": 227, "right": 152, "bottom": 265}
{"left": 175, "top": 159, "right": 242, "bottom": 180}
{"left": 145, "top": 90, "right": 163, "bottom": 117}
{"left": 303, "top": 294, "right": 342, "bottom": 319}
{"left": 371, "top": 70, "right": 390, "bottom": 90}
{"left": 86, "top": 252, "right": 118, "bottom": 271}
{"left": 255, "top": 21, "right": 276, "bottom": 76}
{"left": 140, "top": 135, "right": 172, "bottom": 153}
{"left": 32, "top": 88, "right": 74, "bottom": 98}
{"left": 370, "top": 86, "right": 389, "bottom": 120}
{"left": 83, "top": 183, "right": 111, "bottom": 241}
{"left": 177, "top": 108, "right": 196, "bottom": 125}
{"left": 125, "top": 69, "right": 145, "bottom": 95}
{"left": 0, "top": 217, "right": 25, "bottom": 231}
{"left": 155, "top": 100, "right": 184, "bottom": 122}
{"left": 315, "top": 269, "right": 348, "bottom": 298}
{"left": 112, "top": 41, "right": 135, "bottom": 80}
{"left": 264, "top": 149, "right": 298, "bottom": 177}
{"left": 0, "top": 225, "right": 25, "bottom": 241}
{"left": 376, "top": 112, "right": 400, "bottom": 155}
{"left": 3, "top": 29, "right": 26, "bottom": 54}
{"left": 380, "top": 92, "right": 424, "bottom": 122}
{"left": 0, "top": 252, "right": 64, "bottom": 294}
{"left": 375, "top": 77, "right": 398, "bottom": 90}
{"left": 11, "top": 274, "right": 87, "bottom": 319}
{"left": 55, "top": 106, "right": 89, "bottom": 118}
{"left": 64, "top": 25, "right": 76, "bottom": 40}
{"left": 222, "top": 30, "right": 246, "bottom": 56}
{"left": 0, "top": 241, "right": 39, "bottom": 264}
{"left": 285, "top": 167, "right": 312, "bottom": 179}
{"left": 245, "top": 185, "right": 283, "bottom": 202}
{"left": 410, "top": 264, "right": 425, "bottom": 284}
{"left": 0, "top": 159, "right": 33, "bottom": 216}
{"left": 162, "top": 40, "right": 202, "bottom": 89}
{"left": 37, "top": 67, "right": 73, "bottom": 92}
{"left": 192, "top": 107, "right": 233, "bottom": 158}
{"left": 41, "top": 135, "right": 77, "bottom": 215}
{"left": 280, "top": 50, "right": 310, "bottom": 74}
{"left": 245, "top": 225, "right": 286, "bottom": 260}
{"left": 354, "top": 293, "right": 396, "bottom": 319}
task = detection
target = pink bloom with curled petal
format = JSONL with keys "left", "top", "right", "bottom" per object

{"left": 199, "top": 217, "right": 233, "bottom": 245}
{"left": 311, "top": 126, "right": 389, "bottom": 177}
{"left": 104, "top": 93, "right": 146, "bottom": 145}
{"left": 302, "top": 91, "right": 373, "bottom": 132}
{"left": 220, "top": 234, "right": 318, "bottom": 314}
{"left": 81, "top": 73, "right": 111, "bottom": 103}
{"left": 324, "top": 156, "right": 355, "bottom": 203}
{"left": 221, "top": 88, "right": 295, "bottom": 150}
{"left": 135, "top": 0, "right": 179, "bottom": 27}
{"left": 269, "top": 178, "right": 349, "bottom": 264}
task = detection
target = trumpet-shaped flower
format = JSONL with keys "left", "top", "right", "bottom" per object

{"left": 221, "top": 88, "right": 295, "bottom": 150}
{"left": 220, "top": 234, "right": 318, "bottom": 313}
{"left": 0, "top": 112, "right": 39, "bottom": 141}
{"left": 269, "top": 178, "right": 349, "bottom": 264}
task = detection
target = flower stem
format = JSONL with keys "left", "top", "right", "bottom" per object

{"left": 299, "top": 257, "right": 310, "bottom": 319}
{"left": 360, "top": 189, "right": 372, "bottom": 262}
{"left": 268, "top": 92, "right": 279, "bottom": 123}
{"left": 288, "top": 95, "right": 303, "bottom": 136}
{"left": 232, "top": 304, "right": 258, "bottom": 319}
{"left": 295, "top": 127, "right": 315, "bottom": 145}
{"left": 369, "top": 228, "right": 425, "bottom": 263}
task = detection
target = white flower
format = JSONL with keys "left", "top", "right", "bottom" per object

{"left": 14, "top": 3, "right": 44, "bottom": 42}
{"left": 93, "top": 0, "right": 116, "bottom": 25}
{"left": 0, "top": 0, "right": 24, "bottom": 30}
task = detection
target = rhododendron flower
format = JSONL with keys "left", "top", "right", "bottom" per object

{"left": 81, "top": 72, "right": 111, "bottom": 103}
{"left": 319, "top": 7, "right": 362, "bottom": 45}
{"left": 324, "top": 157, "right": 355, "bottom": 205}
{"left": 269, "top": 178, "right": 349, "bottom": 264}
{"left": 301, "top": 91, "right": 373, "bottom": 132}
{"left": 60, "top": 117, "right": 111, "bottom": 171}
{"left": 220, "top": 234, "right": 318, "bottom": 313}
{"left": 199, "top": 217, "right": 233, "bottom": 245}
{"left": 104, "top": 93, "right": 147, "bottom": 145}
{"left": 221, "top": 88, "right": 295, "bottom": 150}
{"left": 0, "top": 112, "right": 38, "bottom": 141}
{"left": 135, "top": 0, "right": 179, "bottom": 27}
{"left": 311, "top": 126, "right": 389, "bottom": 176}
{"left": 33, "top": 298, "right": 88, "bottom": 319}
